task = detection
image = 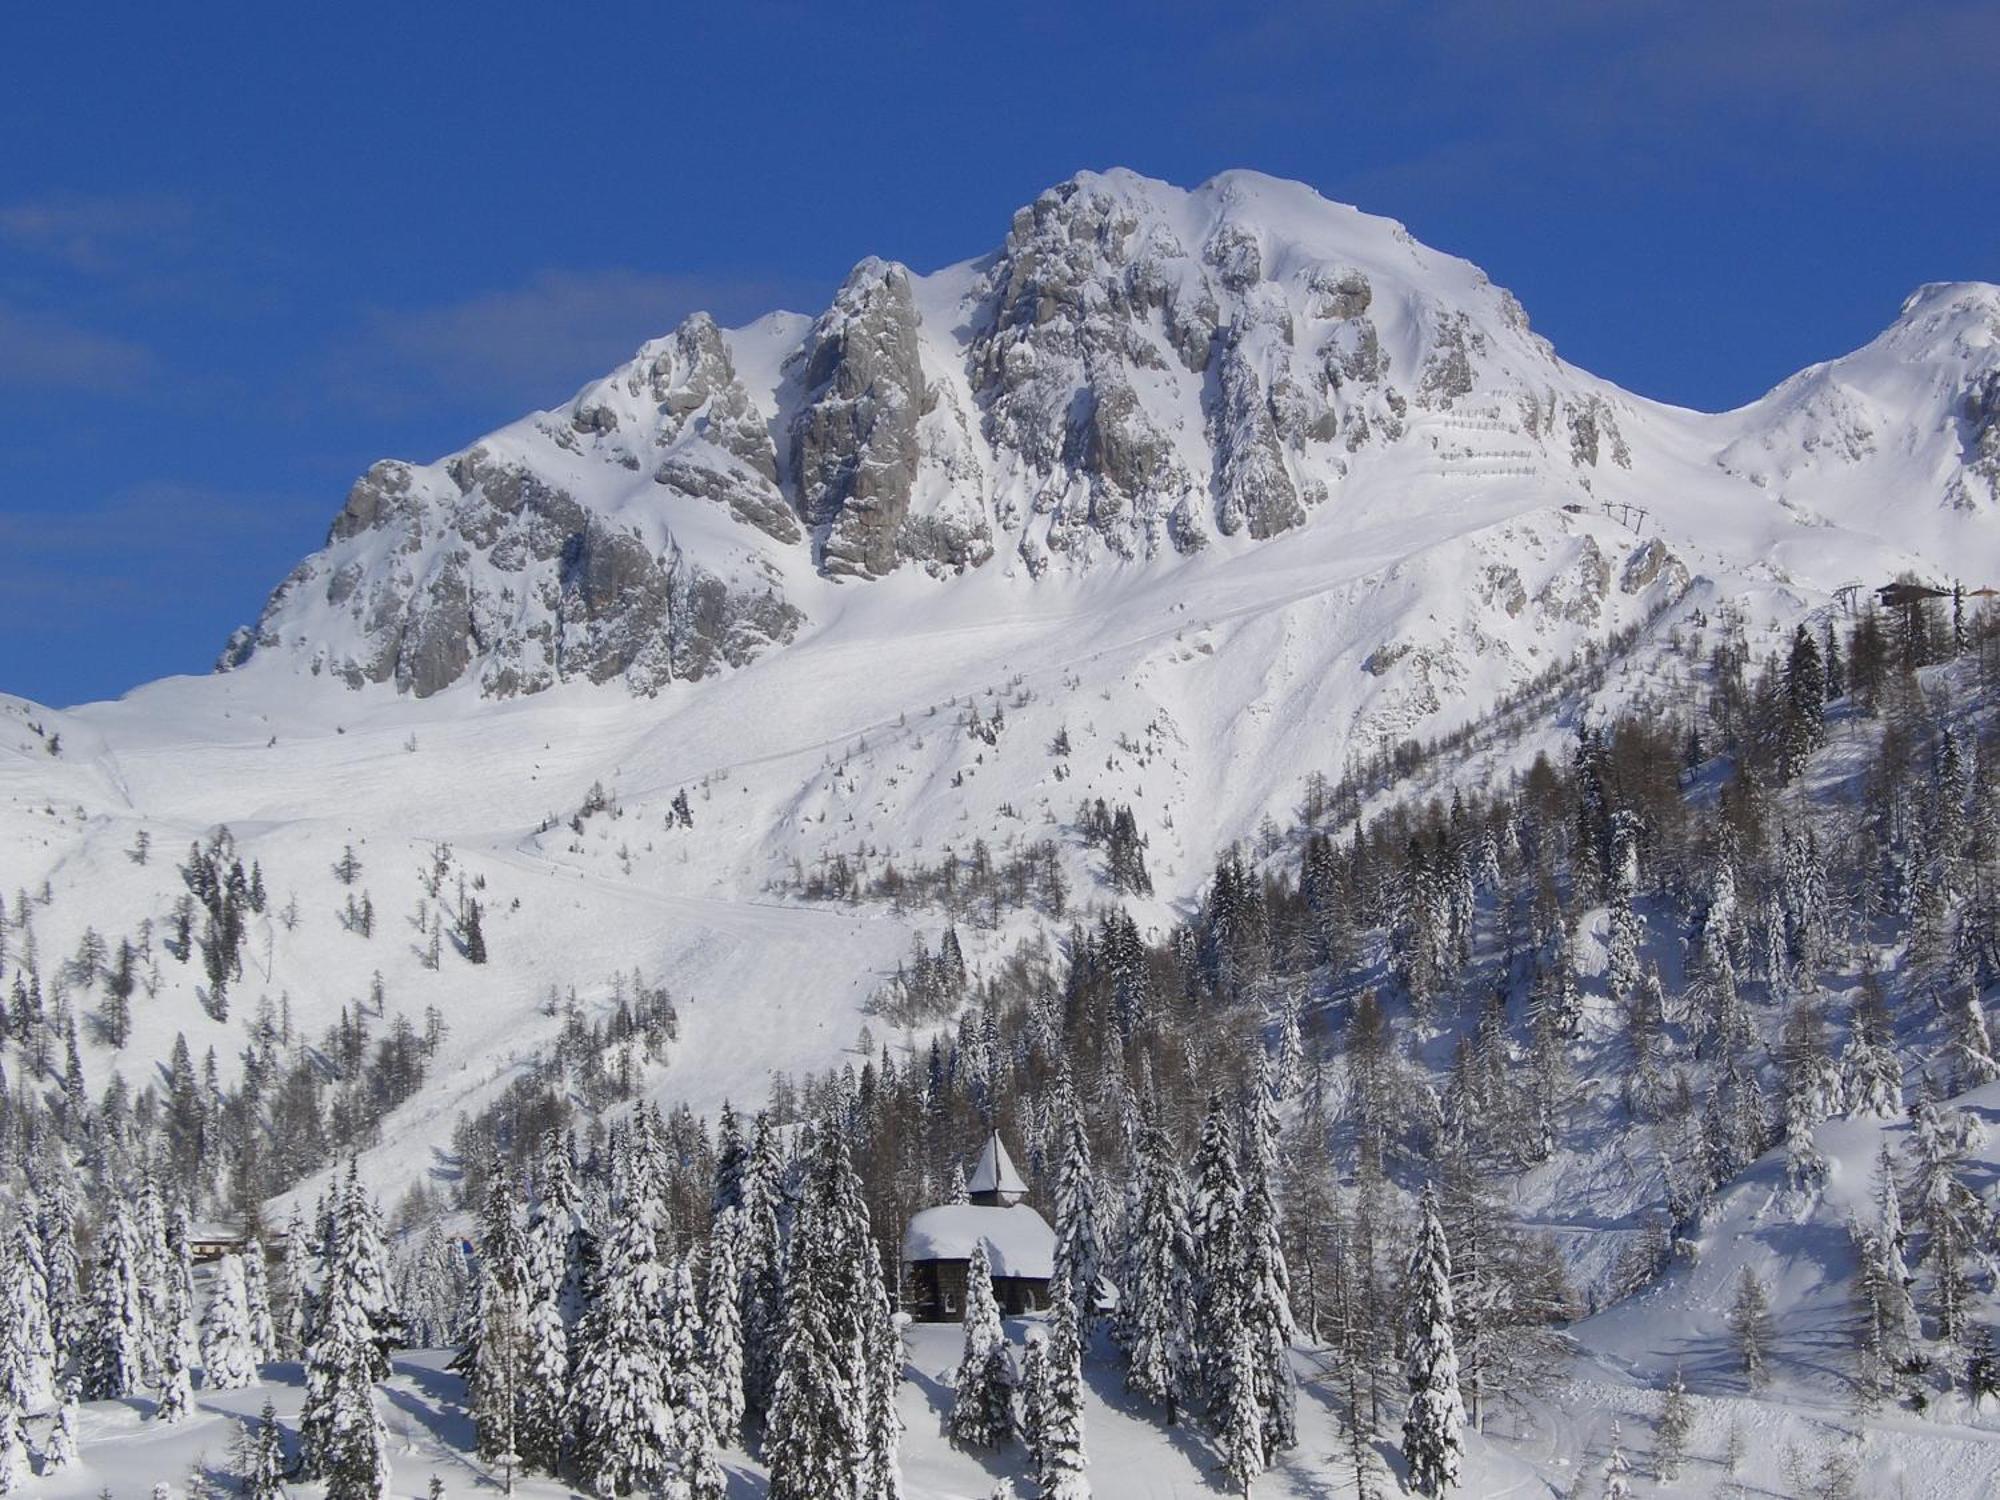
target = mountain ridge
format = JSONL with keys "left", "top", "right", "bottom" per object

{"left": 209, "top": 168, "right": 2000, "bottom": 708}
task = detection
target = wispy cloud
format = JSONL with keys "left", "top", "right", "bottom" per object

{"left": 0, "top": 191, "right": 195, "bottom": 274}
{"left": 0, "top": 301, "right": 156, "bottom": 390}
{"left": 327, "top": 267, "right": 812, "bottom": 416}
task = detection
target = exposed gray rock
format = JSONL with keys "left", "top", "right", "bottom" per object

{"left": 790, "top": 259, "right": 926, "bottom": 578}
{"left": 1568, "top": 395, "right": 1632, "bottom": 469}
{"left": 1620, "top": 538, "right": 1689, "bottom": 595}
{"left": 1418, "top": 312, "right": 1484, "bottom": 410}
{"left": 330, "top": 461, "right": 421, "bottom": 542}
{"left": 1963, "top": 370, "right": 2000, "bottom": 500}
{"left": 1305, "top": 265, "right": 1372, "bottom": 321}
{"left": 1211, "top": 335, "right": 1304, "bottom": 539}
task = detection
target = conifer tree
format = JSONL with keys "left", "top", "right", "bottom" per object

{"left": 767, "top": 1123, "right": 875, "bottom": 1500}
{"left": 1051, "top": 1082, "right": 1102, "bottom": 1330}
{"left": 240, "top": 1400, "right": 286, "bottom": 1500}
{"left": 1654, "top": 1367, "right": 1692, "bottom": 1482}
{"left": 36, "top": 1185, "right": 83, "bottom": 1371}
{"left": 569, "top": 1154, "right": 672, "bottom": 1495}
{"left": 946, "top": 1241, "right": 1012, "bottom": 1448}
{"left": 81, "top": 1203, "right": 146, "bottom": 1399}
{"left": 1240, "top": 1066, "right": 1297, "bottom": 1460}
{"left": 297, "top": 1175, "right": 393, "bottom": 1499}
{"left": 200, "top": 1253, "right": 258, "bottom": 1390}
{"left": 240, "top": 1240, "right": 277, "bottom": 1366}
{"left": 663, "top": 1258, "right": 725, "bottom": 1500}
{"left": 737, "top": 1112, "right": 787, "bottom": 1440}
{"left": 155, "top": 1323, "right": 192, "bottom": 1423}
{"left": 1121, "top": 1118, "right": 1194, "bottom": 1424}
{"left": 1602, "top": 1419, "right": 1632, "bottom": 1499}
{"left": 1948, "top": 989, "right": 2000, "bottom": 1092}
{"left": 516, "top": 1284, "right": 568, "bottom": 1477}
{"left": 1727, "top": 1268, "right": 1774, "bottom": 1387}
{"left": 1217, "top": 1320, "right": 1263, "bottom": 1497}
{"left": 861, "top": 1285, "right": 906, "bottom": 1500}
{"left": 1400, "top": 1193, "right": 1465, "bottom": 1497}
{"left": 1038, "top": 1269, "right": 1090, "bottom": 1500}
{"left": 702, "top": 1205, "right": 747, "bottom": 1441}
{"left": 469, "top": 1170, "right": 530, "bottom": 1468}
{"left": 0, "top": 1220, "right": 52, "bottom": 1411}
{"left": 1019, "top": 1325, "right": 1051, "bottom": 1466}
{"left": 277, "top": 1206, "right": 312, "bottom": 1358}
{"left": 0, "top": 1400, "right": 25, "bottom": 1495}
{"left": 1190, "top": 1092, "right": 1245, "bottom": 1407}
{"left": 1910, "top": 1100, "right": 1983, "bottom": 1345}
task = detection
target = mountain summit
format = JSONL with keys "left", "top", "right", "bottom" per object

{"left": 217, "top": 169, "right": 2000, "bottom": 703}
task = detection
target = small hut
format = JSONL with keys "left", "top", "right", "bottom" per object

{"left": 903, "top": 1131, "right": 1053, "bottom": 1320}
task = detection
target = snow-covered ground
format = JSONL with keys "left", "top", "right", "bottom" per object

{"left": 22, "top": 1312, "right": 2000, "bottom": 1498}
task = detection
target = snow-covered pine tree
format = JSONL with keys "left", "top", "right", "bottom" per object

{"left": 663, "top": 1258, "right": 725, "bottom": 1500}
{"left": 568, "top": 1146, "right": 672, "bottom": 1495}
{"left": 132, "top": 1175, "right": 169, "bottom": 1388}
{"left": 0, "top": 1398, "right": 26, "bottom": 1495}
{"left": 1400, "top": 1192, "right": 1465, "bottom": 1497}
{"left": 1727, "top": 1267, "right": 1774, "bottom": 1387}
{"left": 1051, "top": 1080, "right": 1102, "bottom": 1332}
{"left": 1121, "top": 1117, "right": 1194, "bottom": 1424}
{"left": 1190, "top": 1091, "right": 1245, "bottom": 1408}
{"left": 1654, "top": 1367, "right": 1692, "bottom": 1481}
{"left": 1910, "top": 1099, "right": 1983, "bottom": 1345}
{"left": 526, "top": 1127, "right": 593, "bottom": 1329}
{"left": 81, "top": 1201, "right": 146, "bottom": 1399}
{"left": 468, "top": 1166, "right": 530, "bottom": 1467}
{"left": 516, "top": 1277, "right": 568, "bottom": 1477}
{"left": 766, "top": 1122, "right": 876, "bottom": 1500}
{"left": 159, "top": 1207, "right": 198, "bottom": 1398}
{"left": 702, "top": 1204, "right": 747, "bottom": 1442}
{"left": 199, "top": 1253, "right": 258, "bottom": 1390}
{"left": 296, "top": 1174, "right": 393, "bottom": 1498}
{"left": 1948, "top": 987, "right": 2000, "bottom": 1092}
{"left": 41, "top": 1382, "right": 78, "bottom": 1472}
{"left": 1019, "top": 1325, "right": 1051, "bottom": 1466}
{"left": 1216, "top": 1322, "right": 1263, "bottom": 1498}
{"left": 239, "top": 1399, "right": 286, "bottom": 1500}
{"left": 861, "top": 1287, "right": 906, "bottom": 1500}
{"left": 277, "top": 1205, "right": 312, "bottom": 1358}
{"left": 946, "top": 1240, "right": 1012, "bottom": 1448}
{"left": 1602, "top": 1418, "right": 1632, "bottom": 1499}
{"left": 154, "top": 1315, "right": 193, "bottom": 1423}
{"left": 1038, "top": 1268, "right": 1089, "bottom": 1500}
{"left": 35, "top": 1184, "right": 83, "bottom": 1372}
{"left": 240, "top": 1240, "right": 276, "bottom": 1365}
{"left": 1241, "top": 1063, "right": 1297, "bottom": 1460}
{"left": 737, "top": 1111, "right": 787, "bottom": 1441}
{"left": 0, "top": 1220, "right": 52, "bottom": 1411}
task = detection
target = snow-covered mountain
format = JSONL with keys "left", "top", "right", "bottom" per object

{"left": 7, "top": 170, "right": 2000, "bottom": 1191}
{"left": 9, "top": 167, "right": 2000, "bottom": 1498}
{"left": 215, "top": 170, "right": 2000, "bottom": 705}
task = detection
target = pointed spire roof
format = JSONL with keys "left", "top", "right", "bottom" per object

{"left": 967, "top": 1130, "right": 1028, "bottom": 1205}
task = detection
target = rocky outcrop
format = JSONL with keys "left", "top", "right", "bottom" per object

{"left": 790, "top": 259, "right": 926, "bottom": 578}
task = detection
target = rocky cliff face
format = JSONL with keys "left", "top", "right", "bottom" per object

{"left": 220, "top": 173, "right": 2000, "bottom": 701}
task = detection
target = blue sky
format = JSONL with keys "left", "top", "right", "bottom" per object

{"left": 3, "top": 1, "right": 1995, "bottom": 706}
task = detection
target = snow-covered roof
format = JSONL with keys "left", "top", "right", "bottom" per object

{"left": 967, "top": 1131, "right": 1029, "bottom": 1199}
{"left": 903, "top": 1204, "right": 1055, "bottom": 1280}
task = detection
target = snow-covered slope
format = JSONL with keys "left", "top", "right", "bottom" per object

{"left": 6, "top": 167, "right": 2000, "bottom": 1214}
